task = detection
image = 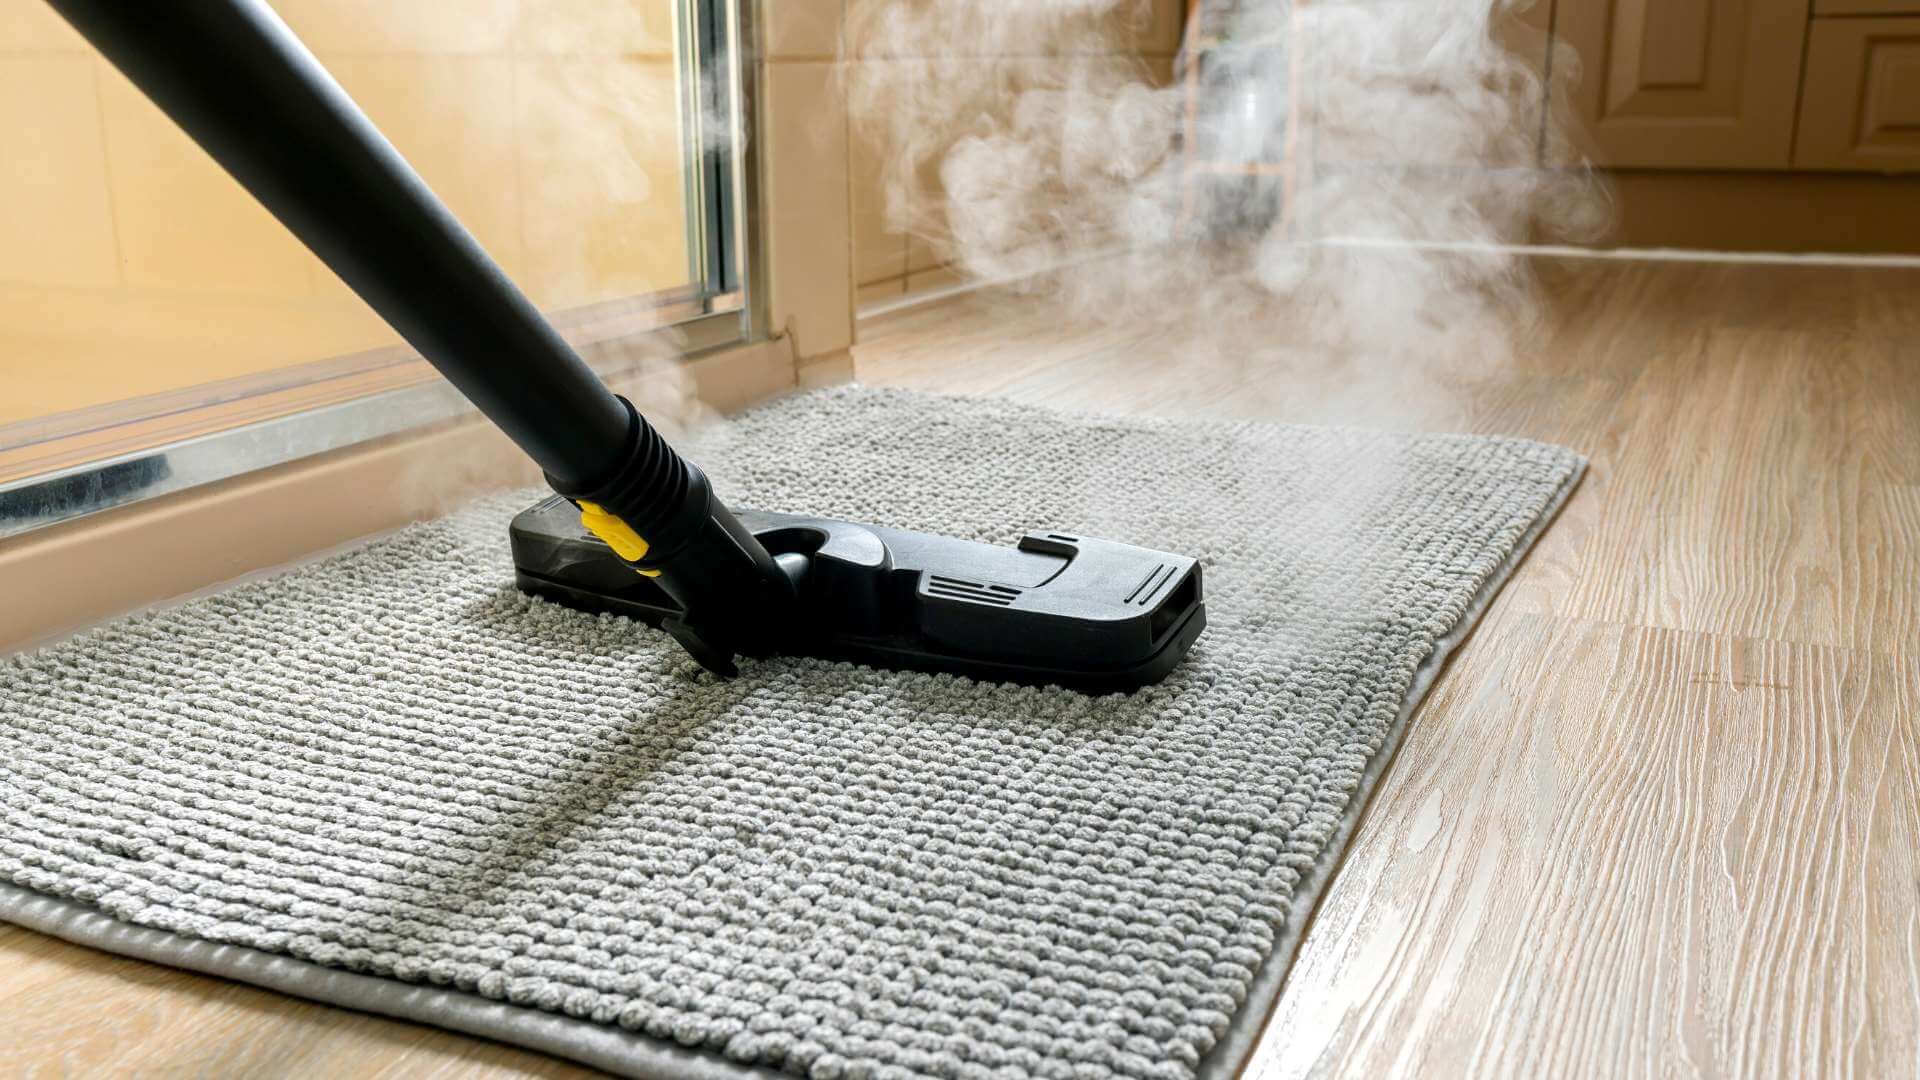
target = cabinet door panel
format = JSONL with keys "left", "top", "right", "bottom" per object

{"left": 1814, "top": 1, "right": 1920, "bottom": 14}
{"left": 1794, "top": 17, "right": 1920, "bottom": 171}
{"left": 1555, "top": 0, "right": 1808, "bottom": 167}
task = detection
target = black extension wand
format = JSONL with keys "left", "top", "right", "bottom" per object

{"left": 46, "top": 0, "right": 795, "bottom": 672}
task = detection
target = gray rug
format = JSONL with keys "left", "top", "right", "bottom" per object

{"left": 0, "top": 387, "right": 1583, "bottom": 1079}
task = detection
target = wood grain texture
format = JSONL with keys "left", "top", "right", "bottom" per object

{"left": 1562, "top": 327, "right": 1920, "bottom": 649}
{"left": 0, "top": 923, "right": 594, "bottom": 1079}
{"left": 1249, "top": 614, "right": 1920, "bottom": 1079}
{"left": 4, "top": 255, "right": 1917, "bottom": 1076}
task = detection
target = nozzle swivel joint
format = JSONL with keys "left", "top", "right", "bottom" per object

{"left": 548, "top": 398, "right": 798, "bottom": 674}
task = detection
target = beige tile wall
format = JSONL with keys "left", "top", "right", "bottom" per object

{"left": 759, "top": 0, "right": 854, "bottom": 360}
{"left": 846, "top": 0, "right": 1186, "bottom": 306}
{"left": 0, "top": 0, "right": 692, "bottom": 424}
{"left": 0, "top": 52, "right": 119, "bottom": 291}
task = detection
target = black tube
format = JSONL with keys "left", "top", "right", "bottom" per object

{"left": 49, "top": 0, "right": 799, "bottom": 674}
{"left": 46, "top": 0, "right": 629, "bottom": 490}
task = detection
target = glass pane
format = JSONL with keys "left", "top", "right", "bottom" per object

{"left": 0, "top": 0, "right": 744, "bottom": 530}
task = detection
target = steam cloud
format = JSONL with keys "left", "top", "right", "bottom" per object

{"left": 838, "top": 0, "right": 1605, "bottom": 669}
{"left": 843, "top": 0, "right": 1603, "bottom": 406}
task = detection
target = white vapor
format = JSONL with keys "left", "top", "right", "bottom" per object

{"left": 840, "top": 0, "right": 1605, "bottom": 663}
{"left": 843, "top": 0, "right": 1604, "bottom": 396}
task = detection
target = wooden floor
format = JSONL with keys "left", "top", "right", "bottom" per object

{"left": 5, "top": 256, "right": 1917, "bottom": 1076}
{"left": 853, "top": 257, "right": 1920, "bottom": 1079}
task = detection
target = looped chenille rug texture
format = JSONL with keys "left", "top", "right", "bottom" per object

{"left": 0, "top": 387, "right": 1582, "bottom": 1080}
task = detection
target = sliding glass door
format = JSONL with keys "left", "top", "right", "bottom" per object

{"left": 0, "top": 0, "right": 754, "bottom": 537}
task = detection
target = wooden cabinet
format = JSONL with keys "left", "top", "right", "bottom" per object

{"left": 1554, "top": 0, "right": 1809, "bottom": 168}
{"left": 1794, "top": 17, "right": 1920, "bottom": 171}
{"left": 1812, "top": 0, "right": 1920, "bottom": 13}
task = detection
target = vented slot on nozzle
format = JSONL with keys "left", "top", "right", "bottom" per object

{"left": 1150, "top": 571, "right": 1199, "bottom": 642}
{"left": 927, "top": 575, "right": 1023, "bottom": 607}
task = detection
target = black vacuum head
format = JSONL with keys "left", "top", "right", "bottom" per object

{"left": 509, "top": 495, "right": 1205, "bottom": 693}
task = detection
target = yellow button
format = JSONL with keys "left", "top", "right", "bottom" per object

{"left": 577, "top": 501, "right": 662, "bottom": 577}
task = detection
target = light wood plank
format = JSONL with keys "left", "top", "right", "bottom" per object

{"left": 1562, "top": 327, "right": 1920, "bottom": 650}
{"left": 1244, "top": 615, "right": 1920, "bottom": 1079}
{"left": 0, "top": 923, "right": 595, "bottom": 1079}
